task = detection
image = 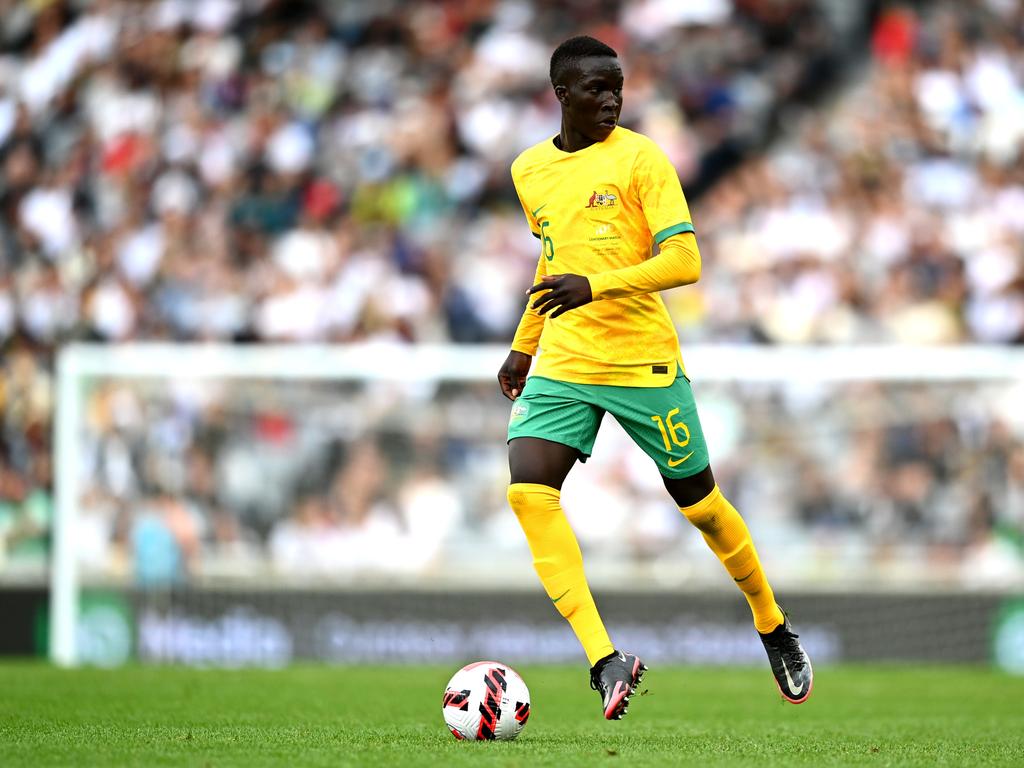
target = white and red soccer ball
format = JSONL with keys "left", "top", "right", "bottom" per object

{"left": 442, "top": 661, "right": 530, "bottom": 741}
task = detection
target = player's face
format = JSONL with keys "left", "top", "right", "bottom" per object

{"left": 559, "top": 56, "right": 623, "bottom": 142}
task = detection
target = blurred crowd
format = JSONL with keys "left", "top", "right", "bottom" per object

{"left": 0, "top": 0, "right": 845, "bottom": 351}
{"left": 65, "top": 378, "right": 495, "bottom": 584}
{"left": 2, "top": 0, "right": 1024, "bottom": 583}
{"left": 21, "top": 374, "right": 1024, "bottom": 587}
{"left": 687, "top": 0, "right": 1024, "bottom": 346}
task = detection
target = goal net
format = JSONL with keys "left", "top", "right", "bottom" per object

{"left": 50, "top": 343, "right": 1024, "bottom": 668}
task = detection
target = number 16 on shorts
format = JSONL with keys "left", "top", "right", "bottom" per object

{"left": 651, "top": 408, "right": 694, "bottom": 468}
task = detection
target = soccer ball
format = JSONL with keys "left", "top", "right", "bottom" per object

{"left": 442, "top": 660, "right": 530, "bottom": 741}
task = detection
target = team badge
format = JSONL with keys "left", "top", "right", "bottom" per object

{"left": 585, "top": 190, "right": 617, "bottom": 208}
{"left": 510, "top": 400, "right": 530, "bottom": 421}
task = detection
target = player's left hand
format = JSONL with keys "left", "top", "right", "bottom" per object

{"left": 528, "top": 274, "right": 593, "bottom": 318}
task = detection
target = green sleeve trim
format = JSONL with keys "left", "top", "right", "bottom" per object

{"left": 654, "top": 221, "right": 694, "bottom": 244}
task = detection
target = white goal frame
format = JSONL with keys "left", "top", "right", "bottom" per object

{"left": 51, "top": 342, "right": 1024, "bottom": 665}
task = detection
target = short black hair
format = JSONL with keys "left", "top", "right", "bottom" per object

{"left": 550, "top": 36, "right": 618, "bottom": 87}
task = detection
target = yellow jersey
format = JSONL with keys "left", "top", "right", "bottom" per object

{"left": 510, "top": 126, "right": 695, "bottom": 387}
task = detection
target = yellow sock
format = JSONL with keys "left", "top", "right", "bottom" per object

{"left": 508, "top": 483, "right": 614, "bottom": 666}
{"left": 679, "top": 485, "right": 785, "bottom": 634}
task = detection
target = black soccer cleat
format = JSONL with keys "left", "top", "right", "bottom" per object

{"left": 759, "top": 609, "right": 813, "bottom": 704}
{"left": 589, "top": 649, "right": 646, "bottom": 720}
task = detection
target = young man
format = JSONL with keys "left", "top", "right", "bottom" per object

{"left": 497, "top": 36, "right": 812, "bottom": 720}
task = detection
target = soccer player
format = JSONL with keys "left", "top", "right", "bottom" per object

{"left": 498, "top": 36, "right": 813, "bottom": 720}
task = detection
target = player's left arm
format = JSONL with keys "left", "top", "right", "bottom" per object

{"left": 528, "top": 233, "right": 700, "bottom": 316}
{"left": 529, "top": 141, "right": 700, "bottom": 316}
{"left": 585, "top": 232, "right": 700, "bottom": 300}
{"left": 587, "top": 140, "right": 701, "bottom": 301}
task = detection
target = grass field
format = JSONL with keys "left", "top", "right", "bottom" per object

{"left": 2, "top": 663, "right": 1023, "bottom": 767}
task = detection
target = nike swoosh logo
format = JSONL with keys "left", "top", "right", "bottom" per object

{"left": 667, "top": 451, "right": 695, "bottom": 467}
{"left": 551, "top": 589, "right": 570, "bottom": 604}
{"left": 781, "top": 657, "right": 803, "bottom": 696}
{"left": 531, "top": 204, "right": 547, "bottom": 218}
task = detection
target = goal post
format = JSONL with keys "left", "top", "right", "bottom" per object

{"left": 51, "top": 342, "right": 1024, "bottom": 666}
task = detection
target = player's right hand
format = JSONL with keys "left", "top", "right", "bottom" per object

{"left": 498, "top": 350, "right": 533, "bottom": 401}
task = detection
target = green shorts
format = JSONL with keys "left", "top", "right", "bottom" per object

{"left": 507, "top": 372, "right": 710, "bottom": 479}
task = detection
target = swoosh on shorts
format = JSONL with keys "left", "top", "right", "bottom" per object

{"left": 668, "top": 451, "right": 695, "bottom": 467}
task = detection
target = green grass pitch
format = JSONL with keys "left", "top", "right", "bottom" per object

{"left": 2, "top": 663, "right": 1023, "bottom": 767}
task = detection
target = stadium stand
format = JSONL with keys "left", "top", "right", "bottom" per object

{"left": 1, "top": 0, "right": 1022, "bottom": 586}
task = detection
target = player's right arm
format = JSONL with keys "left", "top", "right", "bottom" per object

{"left": 498, "top": 253, "right": 545, "bottom": 400}
{"left": 499, "top": 167, "right": 546, "bottom": 400}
